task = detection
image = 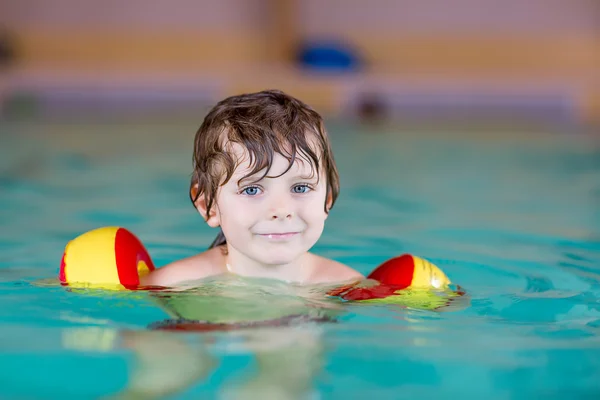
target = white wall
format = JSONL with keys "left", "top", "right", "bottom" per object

{"left": 299, "top": 0, "right": 600, "bottom": 36}
{"left": 1, "top": 0, "right": 597, "bottom": 34}
{"left": 0, "top": 0, "right": 266, "bottom": 31}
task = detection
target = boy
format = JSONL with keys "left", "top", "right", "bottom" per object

{"left": 142, "top": 89, "right": 363, "bottom": 287}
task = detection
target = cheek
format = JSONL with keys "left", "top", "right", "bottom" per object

{"left": 303, "top": 197, "right": 329, "bottom": 223}
{"left": 219, "top": 197, "right": 255, "bottom": 224}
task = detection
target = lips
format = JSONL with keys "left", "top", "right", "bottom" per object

{"left": 256, "top": 232, "right": 300, "bottom": 240}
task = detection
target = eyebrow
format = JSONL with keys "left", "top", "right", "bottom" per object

{"left": 236, "top": 171, "right": 318, "bottom": 186}
{"left": 237, "top": 176, "right": 262, "bottom": 186}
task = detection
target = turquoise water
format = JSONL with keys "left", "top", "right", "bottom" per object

{"left": 1, "top": 117, "right": 600, "bottom": 399}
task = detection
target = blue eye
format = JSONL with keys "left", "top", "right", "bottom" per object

{"left": 292, "top": 184, "right": 311, "bottom": 194}
{"left": 241, "top": 186, "right": 261, "bottom": 196}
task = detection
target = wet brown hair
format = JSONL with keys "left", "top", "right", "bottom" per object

{"left": 190, "top": 89, "right": 340, "bottom": 249}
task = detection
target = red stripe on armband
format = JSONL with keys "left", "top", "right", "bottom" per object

{"left": 114, "top": 228, "right": 155, "bottom": 288}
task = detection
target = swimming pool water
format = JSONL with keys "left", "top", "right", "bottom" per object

{"left": 1, "top": 117, "right": 599, "bottom": 399}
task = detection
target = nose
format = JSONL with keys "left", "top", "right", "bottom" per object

{"left": 268, "top": 193, "right": 295, "bottom": 220}
{"left": 270, "top": 208, "right": 294, "bottom": 220}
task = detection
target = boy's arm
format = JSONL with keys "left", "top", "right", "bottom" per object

{"left": 308, "top": 255, "right": 364, "bottom": 284}
{"left": 141, "top": 250, "right": 225, "bottom": 288}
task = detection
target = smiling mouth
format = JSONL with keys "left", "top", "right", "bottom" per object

{"left": 257, "top": 232, "right": 299, "bottom": 240}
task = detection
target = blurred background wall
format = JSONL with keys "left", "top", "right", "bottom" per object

{"left": 1, "top": 0, "right": 598, "bottom": 125}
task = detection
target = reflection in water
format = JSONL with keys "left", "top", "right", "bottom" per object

{"left": 128, "top": 277, "right": 339, "bottom": 398}
{"left": 59, "top": 276, "right": 341, "bottom": 399}
{"left": 62, "top": 313, "right": 328, "bottom": 399}
{"left": 123, "top": 324, "right": 325, "bottom": 400}
{"left": 58, "top": 275, "right": 465, "bottom": 399}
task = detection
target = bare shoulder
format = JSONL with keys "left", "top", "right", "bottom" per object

{"left": 141, "top": 246, "right": 227, "bottom": 288}
{"left": 307, "top": 254, "right": 364, "bottom": 284}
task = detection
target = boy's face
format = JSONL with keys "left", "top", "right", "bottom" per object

{"left": 206, "top": 142, "right": 331, "bottom": 269}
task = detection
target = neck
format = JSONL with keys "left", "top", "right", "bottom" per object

{"left": 224, "top": 247, "right": 312, "bottom": 283}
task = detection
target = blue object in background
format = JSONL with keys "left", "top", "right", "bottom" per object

{"left": 296, "top": 41, "right": 361, "bottom": 72}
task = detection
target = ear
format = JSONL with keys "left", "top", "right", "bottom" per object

{"left": 325, "top": 190, "right": 334, "bottom": 215}
{"left": 191, "top": 184, "right": 221, "bottom": 228}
